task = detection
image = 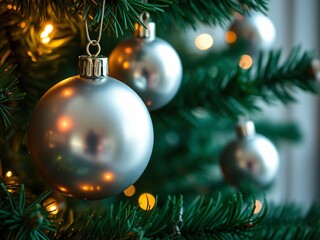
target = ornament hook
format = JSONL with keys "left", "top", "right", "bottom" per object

{"left": 83, "top": 0, "right": 106, "bottom": 56}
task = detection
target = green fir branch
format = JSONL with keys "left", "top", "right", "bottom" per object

{"left": 164, "top": 47, "right": 318, "bottom": 119}
{"left": 0, "top": 64, "right": 25, "bottom": 130}
{"left": 153, "top": 0, "right": 268, "bottom": 29}
{"left": 0, "top": 183, "right": 55, "bottom": 240}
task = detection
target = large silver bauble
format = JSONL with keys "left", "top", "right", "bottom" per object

{"left": 219, "top": 121, "right": 279, "bottom": 189}
{"left": 227, "top": 11, "right": 276, "bottom": 56}
{"left": 28, "top": 56, "right": 154, "bottom": 200}
{"left": 109, "top": 22, "right": 182, "bottom": 110}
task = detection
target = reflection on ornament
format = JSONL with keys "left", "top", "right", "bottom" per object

{"left": 124, "top": 185, "right": 136, "bottom": 197}
{"left": 227, "top": 11, "right": 276, "bottom": 56}
{"left": 195, "top": 33, "right": 214, "bottom": 51}
{"left": 5, "top": 171, "right": 13, "bottom": 177}
{"left": 239, "top": 54, "right": 253, "bottom": 69}
{"left": 253, "top": 200, "right": 263, "bottom": 214}
{"left": 138, "top": 193, "right": 156, "bottom": 210}
{"left": 109, "top": 18, "right": 182, "bottom": 110}
{"left": 28, "top": 56, "right": 153, "bottom": 200}
{"left": 219, "top": 120, "right": 279, "bottom": 190}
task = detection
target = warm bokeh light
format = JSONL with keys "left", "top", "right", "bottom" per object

{"left": 45, "top": 24, "right": 53, "bottom": 34}
{"left": 124, "top": 47, "right": 132, "bottom": 54}
{"left": 57, "top": 116, "right": 73, "bottom": 132}
{"left": 44, "top": 198, "right": 59, "bottom": 215}
{"left": 138, "top": 193, "right": 156, "bottom": 210}
{"left": 124, "top": 185, "right": 136, "bottom": 197}
{"left": 40, "top": 23, "right": 54, "bottom": 44}
{"left": 195, "top": 33, "right": 214, "bottom": 51}
{"left": 59, "top": 187, "right": 68, "bottom": 192}
{"left": 146, "top": 101, "right": 152, "bottom": 107}
{"left": 123, "top": 61, "right": 130, "bottom": 69}
{"left": 239, "top": 54, "right": 253, "bottom": 69}
{"left": 254, "top": 200, "right": 263, "bottom": 214}
{"left": 103, "top": 172, "right": 114, "bottom": 182}
{"left": 5, "top": 171, "right": 13, "bottom": 177}
{"left": 20, "top": 22, "right": 26, "bottom": 28}
{"left": 225, "top": 31, "right": 237, "bottom": 44}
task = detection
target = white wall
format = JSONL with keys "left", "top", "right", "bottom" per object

{"left": 266, "top": 0, "right": 320, "bottom": 208}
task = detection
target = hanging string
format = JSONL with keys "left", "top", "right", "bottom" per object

{"left": 84, "top": 0, "right": 106, "bottom": 56}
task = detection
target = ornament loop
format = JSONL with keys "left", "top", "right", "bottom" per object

{"left": 83, "top": 0, "right": 105, "bottom": 53}
{"left": 86, "top": 41, "right": 101, "bottom": 57}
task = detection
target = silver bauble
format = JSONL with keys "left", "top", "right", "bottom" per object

{"left": 227, "top": 11, "right": 276, "bottom": 56}
{"left": 109, "top": 22, "right": 182, "bottom": 110}
{"left": 28, "top": 55, "right": 154, "bottom": 200}
{"left": 219, "top": 120, "right": 279, "bottom": 189}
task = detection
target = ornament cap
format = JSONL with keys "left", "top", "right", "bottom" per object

{"left": 78, "top": 55, "right": 108, "bottom": 79}
{"left": 134, "top": 22, "right": 156, "bottom": 39}
{"left": 236, "top": 120, "right": 256, "bottom": 138}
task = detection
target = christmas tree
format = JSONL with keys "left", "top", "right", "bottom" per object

{"left": 1, "top": 0, "right": 320, "bottom": 239}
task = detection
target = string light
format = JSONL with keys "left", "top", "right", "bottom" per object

{"left": 195, "top": 33, "right": 214, "bottom": 51}
{"left": 124, "top": 185, "right": 136, "bottom": 197}
{"left": 5, "top": 171, "right": 13, "bottom": 177}
{"left": 254, "top": 200, "right": 263, "bottom": 214}
{"left": 44, "top": 198, "right": 59, "bottom": 215}
{"left": 225, "top": 31, "right": 237, "bottom": 44}
{"left": 239, "top": 54, "right": 253, "bottom": 69}
{"left": 138, "top": 193, "right": 156, "bottom": 210}
{"left": 40, "top": 23, "right": 54, "bottom": 44}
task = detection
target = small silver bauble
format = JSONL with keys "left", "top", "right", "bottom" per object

{"left": 219, "top": 120, "right": 279, "bottom": 189}
{"left": 109, "top": 19, "right": 182, "bottom": 110}
{"left": 28, "top": 55, "right": 154, "bottom": 200}
{"left": 227, "top": 11, "right": 276, "bottom": 56}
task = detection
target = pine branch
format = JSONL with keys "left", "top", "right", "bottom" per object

{"left": 0, "top": 183, "right": 55, "bottom": 240}
{"left": 162, "top": 47, "right": 318, "bottom": 119}
{"left": 0, "top": 64, "right": 25, "bottom": 133}
{"left": 154, "top": 0, "right": 269, "bottom": 29}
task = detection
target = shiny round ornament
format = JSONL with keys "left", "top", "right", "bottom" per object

{"left": 227, "top": 11, "right": 276, "bottom": 56}
{"left": 219, "top": 120, "right": 279, "bottom": 189}
{"left": 28, "top": 55, "right": 154, "bottom": 200}
{"left": 109, "top": 20, "right": 182, "bottom": 110}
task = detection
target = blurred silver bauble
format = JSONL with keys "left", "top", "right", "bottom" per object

{"left": 227, "top": 11, "right": 276, "bottom": 56}
{"left": 28, "top": 55, "right": 154, "bottom": 200}
{"left": 219, "top": 120, "right": 279, "bottom": 189}
{"left": 169, "top": 23, "right": 227, "bottom": 59}
{"left": 109, "top": 20, "right": 182, "bottom": 110}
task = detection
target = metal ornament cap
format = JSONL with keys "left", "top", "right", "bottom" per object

{"left": 28, "top": 56, "right": 154, "bottom": 200}
{"left": 236, "top": 120, "right": 256, "bottom": 138}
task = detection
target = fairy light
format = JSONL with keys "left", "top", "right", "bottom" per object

{"left": 138, "top": 193, "right": 156, "bottom": 210}
{"left": 195, "top": 33, "right": 214, "bottom": 51}
{"left": 225, "top": 31, "right": 237, "bottom": 44}
{"left": 254, "top": 200, "right": 263, "bottom": 214}
{"left": 5, "top": 171, "right": 13, "bottom": 177}
{"left": 44, "top": 198, "right": 59, "bottom": 215}
{"left": 124, "top": 185, "right": 136, "bottom": 197}
{"left": 40, "top": 23, "right": 54, "bottom": 44}
{"left": 239, "top": 54, "right": 253, "bottom": 69}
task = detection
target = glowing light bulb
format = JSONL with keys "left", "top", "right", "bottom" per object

{"left": 239, "top": 54, "right": 253, "bottom": 69}
{"left": 225, "top": 31, "right": 237, "bottom": 44}
{"left": 195, "top": 33, "right": 214, "bottom": 51}
{"left": 5, "top": 171, "right": 13, "bottom": 177}
{"left": 40, "top": 23, "right": 54, "bottom": 44}
{"left": 44, "top": 198, "right": 59, "bottom": 215}
{"left": 254, "top": 200, "right": 263, "bottom": 214}
{"left": 138, "top": 193, "right": 156, "bottom": 210}
{"left": 44, "top": 24, "right": 53, "bottom": 34}
{"left": 124, "top": 185, "right": 136, "bottom": 197}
